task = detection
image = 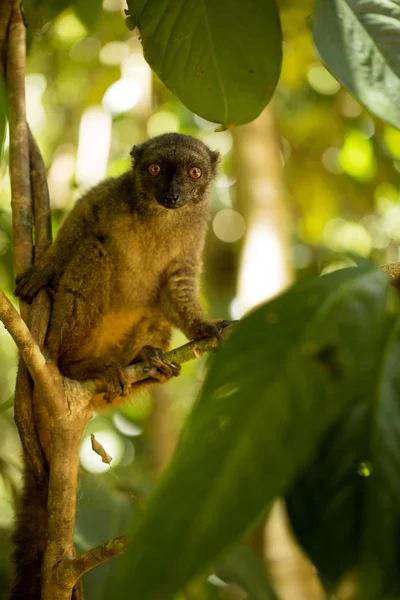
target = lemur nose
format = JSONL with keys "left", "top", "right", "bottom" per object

{"left": 165, "top": 194, "right": 180, "bottom": 203}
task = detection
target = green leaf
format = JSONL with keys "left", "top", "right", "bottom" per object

{"left": 126, "top": 0, "right": 282, "bottom": 126}
{"left": 216, "top": 544, "right": 279, "bottom": 600}
{"left": 287, "top": 314, "right": 400, "bottom": 598}
{"left": 314, "top": 0, "right": 400, "bottom": 129}
{"left": 74, "top": 0, "right": 103, "bottom": 30}
{"left": 109, "top": 264, "right": 391, "bottom": 600}
{"left": 286, "top": 410, "right": 369, "bottom": 589}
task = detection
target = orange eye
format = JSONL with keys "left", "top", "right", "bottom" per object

{"left": 188, "top": 166, "right": 202, "bottom": 179}
{"left": 148, "top": 164, "right": 161, "bottom": 176}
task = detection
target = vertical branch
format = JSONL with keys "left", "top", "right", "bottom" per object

{"left": 28, "top": 125, "right": 54, "bottom": 478}
{"left": 29, "top": 125, "right": 52, "bottom": 259}
{"left": 4, "top": 0, "right": 49, "bottom": 486}
{"left": 28, "top": 124, "right": 52, "bottom": 347}
{"left": 6, "top": 0, "right": 32, "bottom": 294}
{"left": 42, "top": 416, "right": 90, "bottom": 600}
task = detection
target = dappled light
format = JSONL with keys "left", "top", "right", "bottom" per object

{"left": 1, "top": 1, "right": 400, "bottom": 599}
{"left": 80, "top": 430, "right": 126, "bottom": 473}
{"left": 76, "top": 107, "right": 112, "bottom": 186}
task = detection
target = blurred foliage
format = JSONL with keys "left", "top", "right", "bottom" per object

{"left": 109, "top": 264, "right": 394, "bottom": 599}
{"left": 1, "top": 0, "right": 400, "bottom": 598}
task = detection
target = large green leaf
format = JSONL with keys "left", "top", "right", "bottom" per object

{"left": 287, "top": 313, "right": 400, "bottom": 598}
{"left": 314, "top": 0, "right": 400, "bottom": 129}
{"left": 126, "top": 0, "right": 282, "bottom": 126}
{"left": 107, "top": 265, "right": 391, "bottom": 599}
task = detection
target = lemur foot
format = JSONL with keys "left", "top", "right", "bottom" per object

{"left": 140, "top": 346, "right": 181, "bottom": 383}
{"left": 102, "top": 362, "right": 130, "bottom": 403}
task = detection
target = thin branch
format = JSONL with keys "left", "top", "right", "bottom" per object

{"left": 87, "top": 323, "right": 237, "bottom": 395}
{"left": 0, "top": 288, "right": 58, "bottom": 409}
{"left": 128, "top": 323, "right": 235, "bottom": 380}
{"left": 29, "top": 124, "right": 52, "bottom": 260}
{"left": 5, "top": 0, "right": 48, "bottom": 490}
{"left": 1, "top": 287, "right": 236, "bottom": 397}
{"left": 57, "top": 331, "right": 237, "bottom": 581}
{"left": 6, "top": 0, "right": 32, "bottom": 287}
{"left": 12, "top": 131, "right": 53, "bottom": 487}
{"left": 1, "top": 295, "right": 236, "bottom": 405}
{"left": 28, "top": 125, "right": 52, "bottom": 349}
{"left": 60, "top": 535, "right": 128, "bottom": 585}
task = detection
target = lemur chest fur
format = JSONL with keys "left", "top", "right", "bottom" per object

{"left": 79, "top": 214, "right": 187, "bottom": 359}
{"left": 106, "top": 212, "right": 189, "bottom": 309}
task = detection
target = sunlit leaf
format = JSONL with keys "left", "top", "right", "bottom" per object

{"left": 314, "top": 0, "right": 400, "bottom": 129}
{"left": 109, "top": 264, "right": 391, "bottom": 600}
{"left": 126, "top": 0, "right": 282, "bottom": 126}
{"left": 287, "top": 313, "right": 400, "bottom": 599}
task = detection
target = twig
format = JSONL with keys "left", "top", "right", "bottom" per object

{"left": 0, "top": 289, "right": 58, "bottom": 408}
{"left": 59, "top": 535, "right": 128, "bottom": 585}
{"left": 86, "top": 323, "right": 237, "bottom": 395}
{"left": 1, "top": 298, "right": 236, "bottom": 400}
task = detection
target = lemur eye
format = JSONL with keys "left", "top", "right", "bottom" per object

{"left": 188, "top": 166, "right": 202, "bottom": 179}
{"left": 148, "top": 164, "right": 161, "bottom": 176}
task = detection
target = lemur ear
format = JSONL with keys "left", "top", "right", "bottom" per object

{"left": 209, "top": 150, "right": 221, "bottom": 173}
{"left": 130, "top": 144, "right": 143, "bottom": 163}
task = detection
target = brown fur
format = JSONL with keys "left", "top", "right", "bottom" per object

{"left": 16, "top": 132, "right": 222, "bottom": 408}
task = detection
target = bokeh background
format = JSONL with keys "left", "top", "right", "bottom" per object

{"left": 1, "top": 1, "right": 399, "bottom": 597}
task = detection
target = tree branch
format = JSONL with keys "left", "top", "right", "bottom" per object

{"left": 29, "top": 124, "right": 52, "bottom": 259}
{"left": 60, "top": 535, "right": 128, "bottom": 585}
{"left": 28, "top": 124, "right": 53, "bottom": 349}
{"left": 6, "top": 0, "right": 32, "bottom": 288}
{"left": 5, "top": 0, "right": 49, "bottom": 489}
{"left": 87, "top": 323, "right": 237, "bottom": 395}
{"left": 0, "top": 289, "right": 57, "bottom": 407}
{"left": 1, "top": 291, "right": 236, "bottom": 405}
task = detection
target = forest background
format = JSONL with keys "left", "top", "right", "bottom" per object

{"left": 1, "top": 0, "right": 400, "bottom": 599}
